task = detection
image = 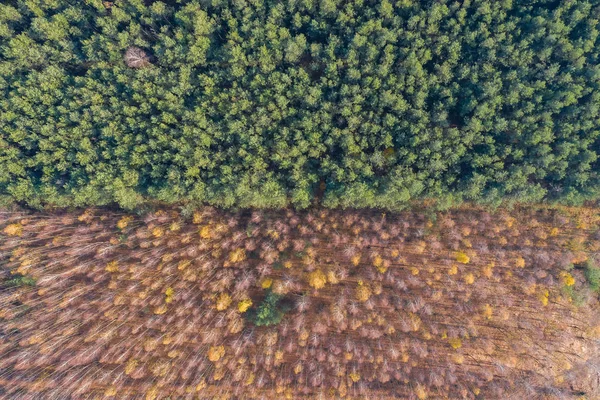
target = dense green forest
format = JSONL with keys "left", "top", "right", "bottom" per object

{"left": 1, "top": 0, "right": 599, "bottom": 209}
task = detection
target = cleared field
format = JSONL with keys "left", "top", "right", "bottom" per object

{"left": 1, "top": 206, "right": 599, "bottom": 399}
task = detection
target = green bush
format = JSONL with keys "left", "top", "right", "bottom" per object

{"left": 4, "top": 275, "right": 36, "bottom": 288}
{"left": 584, "top": 259, "right": 600, "bottom": 292}
{"left": 1, "top": 1, "right": 600, "bottom": 209}
{"left": 561, "top": 285, "right": 588, "bottom": 308}
{"left": 248, "top": 291, "right": 285, "bottom": 327}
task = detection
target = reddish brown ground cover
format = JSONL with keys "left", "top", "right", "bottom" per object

{"left": 1, "top": 206, "right": 600, "bottom": 399}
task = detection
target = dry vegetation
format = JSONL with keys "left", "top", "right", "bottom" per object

{"left": 1, "top": 206, "right": 600, "bottom": 399}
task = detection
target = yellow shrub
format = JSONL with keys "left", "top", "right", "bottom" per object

{"left": 448, "top": 337, "right": 462, "bottom": 349}
{"left": 373, "top": 255, "right": 383, "bottom": 268}
{"left": 229, "top": 248, "right": 246, "bottom": 263}
{"left": 327, "top": 270, "right": 339, "bottom": 284}
{"left": 524, "top": 282, "right": 536, "bottom": 295}
{"left": 515, "top": 257, "right": 525, "bottom": 268}
{"left": 448, "top": 265, "right": 458, "bottom": 275}
{"left": 464, "top": 273, "right": 475, "bottom": 285}
{"left": 355, "top": 281, "right": 371, "bottom": 302}
{"left": 348, "top": 372, "right": 360, "bottom": 382}
{"left": 373, "top": 282, "right": 383, "bottom": 295}
{"left": 483, "top": 263, "right": 494, "bottom": 278}
{"left": 165, "top": 287, "right": 174, "bottom": 304}
{"left": 125, "top": 359, "right": 138, "bottom": 375}
{"left": 117, "top": 216, "right": 133, "bottom": 229}
{"left": 193, "top": 211, "right": 203, "bottom": 224}
{"left": 299, "top": 329, "right": 309, "bottom": 341}
{"left": 244, "top": 372, "right": 255, "bottom": 386}
{"left": 452, "top": 354, "right": 464, "bottom": 365}
{"left": 238, "top": 299, "right": 252, "bottom": 313}
{"left": 375, "top": 264, "right": 388, "bottom": 274}
{"left": 78, "top": 211, "right": 92, "bottom": 222}
{"left": 12, "top": 247, "right": 26, "bottom": 257}
{"left": 560, "top": 272, "right": 575, "bottom": 287}
{"left": 455, "top": 252, "right": 470, "bottom": 264}
{"left": 351, "top": 255, "right": 361, "bottom": 266}
{"left": 308, "top": 270, "right": 327, "bottom": 289}
{"left": 350, "top": 319, "right": 362, "bottom": 330}
{"left": 261, "top": 278, "right": 273, "bottom": 289}
{"left": 215, "top": 293, "right": 232, "bottom": 311}
{"left": 482, "top": 304, "right": 493, "bottom": 319}
{"left": 213, "top": 368, "right": 225, "bottom": 381}
{"left": 151, "top": 227, "right": 164, "bottom": 238}
{"left": 415, "top": 385, "right": 427, "bottom": 400}
{"left": 284, "top": 261, "right": 292, "bottom": 269}
{"left": 3, "top": 224, "right": 23, "bottom": 237}
{"left": 105, "top": 261, "right": 119, "bottom": 273}
{"left": 207, "top": 345, "right": 225, "bottom": 362}
{"left": 576, "top": 218, "right": 589, "bottom": 230}
{"left": 214, "top": 223, "right": 228, "bottom": 234}
{"left": 144, "top": 338, "right": 158, "bottom": 352}
{"left": 410, "top": 313, "right": 422, "bottom": 331}
{"left": 146, "top": 386, "right": 158, "bottom": 400}
{"left": 414, "top": 241, "right": 426, "bottom": 254}
{"left": 178, "top": 260, "right": 191, "bottom": 271}
{"left": 104, "top": 386, "right": 117, "bottom": 397}
{"left": 199, "top": 225, "right": 212, "bottom": 239}
{"left": 154, "top": 304, "right": 167, "bottom": 315}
